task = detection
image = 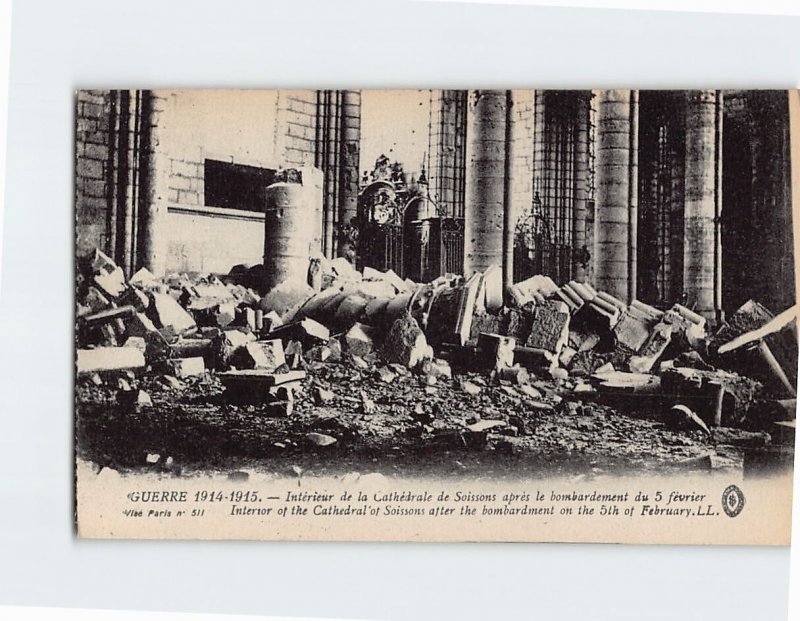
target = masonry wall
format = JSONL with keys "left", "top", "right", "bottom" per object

{"left": 160, "top": 89, "right": 320, "bottom": 274}
{"left": 75, "top": 90, "right": 114, "bottom": 257}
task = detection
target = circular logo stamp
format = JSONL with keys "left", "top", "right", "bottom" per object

{"left": 722, "top": 485, "right": 745, "bottom": 518}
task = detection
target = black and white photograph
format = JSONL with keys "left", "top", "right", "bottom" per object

{"left": 72, "top": 88, "right": 797, "bottom": 543}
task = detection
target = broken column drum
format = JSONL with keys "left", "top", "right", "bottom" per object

{"left": 464, "top": 90, "right": 508, "bottom": 276}
{"left": 263, "top": 181, "right": 314, "bottom": 291}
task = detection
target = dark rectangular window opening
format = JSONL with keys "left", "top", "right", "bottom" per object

{"left": 204, "top": 159, "right": 277, "bottom": 213}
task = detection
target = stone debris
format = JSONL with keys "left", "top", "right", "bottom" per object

{"left": 74, "top": 246, "right": 796, "bottom": 470}
{"left": 167, "top": 356, "right": 206, "bottom": 378}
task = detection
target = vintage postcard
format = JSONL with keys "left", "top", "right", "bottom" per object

{"left": 74, "top": 89, "right": 798, "bottom": 543}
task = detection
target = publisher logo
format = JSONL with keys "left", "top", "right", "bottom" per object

{"left": 722, "top": 485, "right": 745, "bottom": 518}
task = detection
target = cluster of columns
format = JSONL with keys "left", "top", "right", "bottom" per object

{"left": 461, "top": 88, "right": 726, "bottom": 320}
{"left": 593, "top": 89, "right": 722, "bottom": 319}
{"left": 107, "top": 89, "right": 169, "bottom": 279}
{"left": 314, "top": 89, "right": 362, "bottom": 262}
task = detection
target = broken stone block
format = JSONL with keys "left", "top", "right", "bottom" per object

{"left": 498, "top": 365, "right": 530, "bottom": 385}
{"left": 715, "top": 304, "right": 797, "bottom": 397}
{"left": 381, "top": 313, "right": 432, "bottom": 369}
{"left": 344, "top": 322, "right": 377, "bottom": 357}
{"left": 469, "top": 312, "right": 502, "bottom": 346}
{"left": 119, "top": 286, "right": 150, "bottom": 312}
{"left": 525, "top": 300, "right": 570, "bottom": 362}
{"left": 124, "top": 312, "right": 171, "bottom": 362}
{"left": 419, "top": 358, "right": 452, "bottom": 381}
{"left": 88, "top": 249, "right": 126, "bottom": 298}
{"left": 260, "top": 278, "right": 315, "bottom": 320}
{"left": 628, "top": 323, "right": 673, "bottom": 373}
{"left": 284, "top": 340, "right": 304, "bottom": 368}
{"left": 375, "top": 367, "right": 397, "bottom": 383}
{"left": 334, "top": 293, "right": 369, "bottom": 327}
{"left": 306, "top": 432, "right": 337, "bottom": 447}
{"left": 661, "top": 304, "right": 706, "bottom": 350}
{"left": 218, "top": 369, "right": 306, "bottom": 402}
{"left": 81, "top": 287, "right": 111, "bottom": 315}
{"left": 269, "top": 318, "right": 330, "bottom": 349}
{"left": 214, "top": 302, "right": 237, "bottom": 328}
{"left": 80, "top": 305, "right": 137, "bottom": 328}
{"left": 350, "top": 355, "right": 370, "bottom": 370}
{"left": 122, "top": 336, "right": 147, "bottom": 354}
{"left": 159, "top": 375, "right": 183, "bottom": 390}
{"left": 77, "top": 347, "right": 145, "bottom": 375}
{"left": 613, "top": 300, "right": 664, "bottom": 352}
{"left": 460, "top": 380, "right": 482, "bottom": 395}
{"left": 478, "top": 265, "right": 504, "bottom": 313}
{"left": 478, "top": 332, "right": 516, "bottom": 370}
{"left": 232, "top": 340, "right": 286, "bottom": 371}
{"left": 117, "top": 388, "right": 153, "bottom": 408}
{"left": 129, "top": 267, "right": 158, "bottom": 289}
{"left": 313, "top": 386, "right": 335, "bottom": 405}
{"left": 148, "top": 292, "right": 196, "bottom": 337}
{"left": 455, "top": 273, "right": 483, "bottom": 346}
{"left": 167, "top": 356, "right": 206, "bottom": 378}
{"left": 660, "top": 366, "right": 762, "bottom": 427}
{"left": 500, "top": 307, "right": 533, "bottom": 343}
{"left": 217, "top": 329, "right": 257, "bottom": 368}
{"left": 577, "top": 291, "right": 625, "bottom": 332}
{"left": 559, "top": 346, "right": 578, "bottom": 367}
{"left": 508, "top": 274, "right": 559, "bottom": 307}
{"left": 667, "top": 405, "right": 711, "bottom": 435}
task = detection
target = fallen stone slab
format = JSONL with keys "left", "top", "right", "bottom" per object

{"left": 344, "top": 322, "right": 378, "bottom": 357}
{"left": 381, "top": 313, "right": 432, "bottom": 369}
{"left": 260, "top": 278, "right": 315, "bottom": 320}
{"left": 77, "top": 347, "right": 145, "bottom": 375}
{"left": 218, "top": 369, "right": 306, "bottom": 402}
{"left": 269, "top": 318, "right": 330, "bottom": 349}
{"left": 306, "top": 432, "right": 338, "bottom": 447}
{"left": 666, "top": 404, "right": 711, "bottom": 435}
{"left": 80, "top": 305, "right": 137, "bottom": 328}
{"left": 148, "top": 292, "right": 196, "bottom": 337}
{"left": 613, "top": 300, "right": 664, "bottom": 353}
{"left": 478, "top": 333, "right": 516, "bottom": 370}
{"left": 88, "top": 249, "right": 126, "bottom": 298}
{"left": 660, "top": 366, "right": 762, "bottom": 427}
{"left": 231, "top": 340, "right": 286, "bottom": 371}
{"left": 167, "top": 356, "right": 206, "bottom": 378}
{"left": 124, "top": 312, "right": 171, "bottom": 362}
{"left": 628, "top": 323, "right": 673, "bottom": 373}
{"left": 524, "top": 300, "right": 570, "bottom": 361}
{"left": 498, "top": 365, "right": 530, "bottom": 385}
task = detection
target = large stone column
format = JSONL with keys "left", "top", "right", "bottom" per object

{"left": 683, "top": 90, "right": 722, "bottom": 320}
{"left": 594, "top": 89, "right": 638, "bottom": 301}
{"left": 137, "top": 90, "right": 170, "bottom": 277}
{"left": 337, "top": 89, "right": 361, "bottom": 262}
{"left": 464, "top": 90, "right": 508, "bottom": 275}
{"left": 572, "top": 92, "right": 592, "bottom": 283}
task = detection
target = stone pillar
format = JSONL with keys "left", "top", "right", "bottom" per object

{"left": 572, "top": 92, "right": 591, "bottom": 283}
{"left": 338, "top": 89, "right": 361, "bottom": 262}
{"left": 428, "top": 90, "right": 468, "bottom": 218}
{"left": 137, "top": 90, "right": 170, "bottom": 277}
{"left": 263, "top": 180, "right": 314, "bottom": 291}
{"left": 683, "top": 90, "right": 722, "bottom": 320}
{"left": 594, "top": 89, "right": 638, "bottom": 301}
{"left": 464, "top": 90, "right": 508, "bottom": 275}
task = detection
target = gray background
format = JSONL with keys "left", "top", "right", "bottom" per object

{"left": 1, "top": 0, "right": 797, "bottom": 619}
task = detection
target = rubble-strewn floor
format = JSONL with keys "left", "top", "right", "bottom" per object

{"left": 75, "top": 357, "right": 777, "bottom": 480}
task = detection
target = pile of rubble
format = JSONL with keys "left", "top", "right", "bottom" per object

{"left": 76, "top": 248, "right": 797, "bottom": 452}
